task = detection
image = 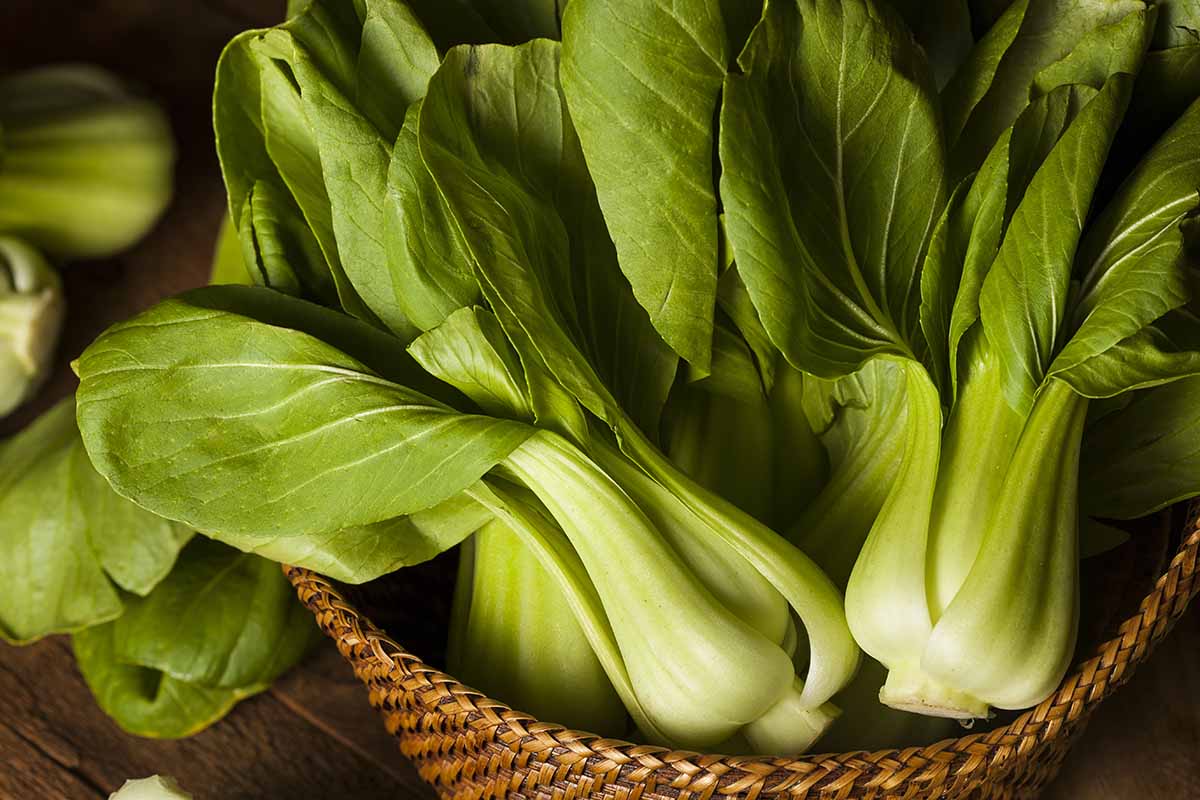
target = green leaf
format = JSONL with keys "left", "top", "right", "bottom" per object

{"left": 1030, "top": 6, "right": 1155, "bottom": 95}
{"left": 919, "top": 177, "right": 975, "bottom": 393}
{"left": 717, "top": 265, "right": 776, "bottom": 391}
{"left": 355, "top": 0, "right": 441, "bottom": 142}
{"left": 943, "top": 73, "right": 1134, "bottom": 395}
{"left": 561, "top": 0, "right": 728, "bottom": 371}
{"left": 409, "top": 306, "right": 533, "bottom": 419}
{"left": 209, "top": 214, "right": 252, "bottom": 286}
{"left": 719, "top": 0, "right": 946, "bottom": 378}
{"left": 1055, "top": 308, "right": 1200, "bottom": 396}
{"left": 238, "top": 178, "right": 336, "bottom": 304}
{"left": 261, "top": 26, "right": 425, "bottom": 338}
{"left": 244, "top": 491, "right": 491, "bottom": 583}
{"left": 884, "top": 0, "right": 974, "bottom": 88}
{"left": 942, "top": 0, "right": 1028, "bottom": 154}
{"left": 947, "top": 0, "right": 1144, "bottom": 178}
{"left": 1053, "top": 98, "right": 1200, "bottom": 374}
{"left": 74, "top": 286, "right": 531, "bottom": 540}
{"left": 790, "top": 358, "right": 908, "bottom": 588}
{"left": 416, "top": 41, "right": 643, "bottom": 432}
{"left": 1081, "top": 375, "right": 1200, "bottom": 518}
{"left": 215, "top": 26, "right": 375, "bottom": 325}
{"left": 1154, "top": 0, "right": 1200, "bottom": 49}
{"left": 383, "top": 100, "right": 479, "bottom": 332}
{"left": 74, "top": 622, "right": 258, "bottom": 739}
{"left": 979, "top": 75, "right": 1135, "bottom": 412}
{"left": 0, "top": 399, "right": 190, "bottom": 644}
{"left": 110, "top": 537, "right": 317, "bottom": 690}
{"left": 1126, "top": 44, "right": 1200, "bottom": 148}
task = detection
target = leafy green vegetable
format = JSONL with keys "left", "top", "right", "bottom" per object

{"left": 0, "top": 65, "right": 174, "bottom": 258}
{"left": 561, "top": 0, "right": 728, "bottom": 371}
{"left": 66, "top": 0, "right": 1200, "bottom": 755}
{"left": 74, "top": 287, "right": 530, "bottom": 541}
{"left": 110, "top": 537, "right": 317, "bottom": 690}
{"left": 719, "top": 0, "right": 946, "bottom": 377}
{"left": 74, "top": 537, "right": 317, "bottom": 739}
{"left": 0, "top": 236, "right": 62, "bottom": 417}
{"left": 1082, "top": 375, "right": 1200, "bottom": 519}
{"left": 943, "top": 0, "right": 1144, "bottom": 177}
{"left": 450, "top": 517, "right": 627, "bottom": 733}
{"left": 0, "top": 399, "right": 191, "bottom": 644}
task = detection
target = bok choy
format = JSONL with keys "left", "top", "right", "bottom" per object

{"left": 60, "top": 0, "right": 1200, "bottom": 755}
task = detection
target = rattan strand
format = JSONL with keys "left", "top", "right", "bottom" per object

{"left": 285, "top": 514, "right": 1199, "bottom": 800}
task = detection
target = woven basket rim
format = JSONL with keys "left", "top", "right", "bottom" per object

{"left": 286, "top": 503, "right": 1200, "bottom": 798}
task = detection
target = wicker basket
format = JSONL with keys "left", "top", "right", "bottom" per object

{"left": 285, "top": 504, "right": 1199, "bottom": 800}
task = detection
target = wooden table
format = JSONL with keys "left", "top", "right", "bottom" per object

{"left": 1, "top": 2, "right": 1197, "bottom": 797}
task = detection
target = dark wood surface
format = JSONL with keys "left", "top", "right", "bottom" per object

{"left": 0, "top": 2, "right": 1197, "bottom": 798}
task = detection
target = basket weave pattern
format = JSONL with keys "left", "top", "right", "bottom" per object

{"left": 285, "top": 515, "right": 1199, "bottom": 800}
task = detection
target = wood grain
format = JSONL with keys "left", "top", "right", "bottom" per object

{"left": 0, "top": 1, "right": 1196, "bottom": 799}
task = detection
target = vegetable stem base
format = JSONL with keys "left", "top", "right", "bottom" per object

{"left": 879, "top": 664, "right": 989, "bottom": 719}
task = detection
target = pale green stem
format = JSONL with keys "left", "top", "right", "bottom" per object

{"left": 919, "top": 379, "right": 1087, "bottom": 713}
{"left": 449, "top": 518, "right": 626, "bottom": 734}
{"left": 925, "top": 331, "right": 1027, "bottom": 617}
{"left": 844, "top": 361, "right": 943, "bottom": 678}
{"left": 502, "top": 431, "right": 795, "bottom": 749}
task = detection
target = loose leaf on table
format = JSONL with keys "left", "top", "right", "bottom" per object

{"left": 110, "top": 537, "right": 318, "bottom": 690}
{"left": 1081, "top": 375, "right": 1200, "bottom": 519}
{"left": 74, "top": 622, "right": 258, "bottom": 739}
{"left": 74, "top": 285, "right": 531, "bottom": 544}
{"left": 718, "top": 0, "right": 945, "bottom": 378}
{"left": 0, "top": 399, "right": 190, "bottom": 644}
{"left": 561, "top": 0, "right": 729, "bottom": 371}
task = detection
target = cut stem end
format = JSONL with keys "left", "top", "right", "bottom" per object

{"left": 879, "top": 665, "right": 990, "bottom": 720}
